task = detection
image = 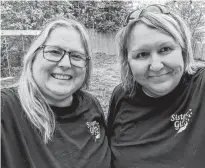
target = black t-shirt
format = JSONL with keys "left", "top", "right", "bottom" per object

{"left": 107, "top": 68, "right": 205, "bottom": 168}
{"left": 1, "top": 88, "right": 111, "bottom": 168}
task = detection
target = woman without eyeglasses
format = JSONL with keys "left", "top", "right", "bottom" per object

{"left": 107, "top": 4, "right": 205, "bottom": 168}
{"left": 1, "top": 18, "right": 111, "bottom": 168}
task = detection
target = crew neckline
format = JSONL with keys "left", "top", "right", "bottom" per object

{"left": 50, "top": 93, "right": 79, "bottom": 121}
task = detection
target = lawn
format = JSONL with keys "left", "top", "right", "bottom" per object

{"left": 88, "top": 53, "right": 121, "bottom": 118}
{"left": 1, "top": 53, "right": 121, "bottom": 118}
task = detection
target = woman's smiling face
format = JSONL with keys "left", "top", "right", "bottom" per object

{"left": 32, "top": 26, "right": 86, "bottom": 106}
{"left": 127, "top": 23, "right": 184, "bottom": 97}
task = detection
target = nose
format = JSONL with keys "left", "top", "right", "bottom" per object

{"left": 58, "top": 53, "right": 72, "bottom": 68}
{"left": 149, "top": 54, "right": 164, "bottom": 71}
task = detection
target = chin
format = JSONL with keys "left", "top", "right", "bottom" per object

{"left": 152, "top": 87, "right": 174, "bottom": 97}
{"left": 46, "top": 82, "right": 81, "bottom": 96}
{"left": 46, "top": 86, "right": 72, "bottom": 96}
{"left": 146, "top": 85, "right": 172, "bottom": 97}
{"left": 55, "top": 89, "right": 73, "bottom": 95}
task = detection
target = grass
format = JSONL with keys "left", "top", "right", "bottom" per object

{"left": 1, "top": 53, "right": 121, "bottom": 119}
{"left": 88, "top": 53, "right": 121, "bottom": 118}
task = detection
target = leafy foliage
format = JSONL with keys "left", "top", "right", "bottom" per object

{"left": 1, "top": 1, "right": 204, "bottom": 35}
{"left": 1, "top": 1, "right": 132, "bottom": 32}
{"left": 166, "top": 1, "right": 205, "bottom": 43}
{"left": 1, "top": 1, "right": 73, "bottom": 30}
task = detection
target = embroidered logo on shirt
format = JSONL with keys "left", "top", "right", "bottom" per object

{"left": 86, "top": 121, "right": 100, "bottom": 141}
{"left": 171, "top": 109, "right": 193, "bottom": 135}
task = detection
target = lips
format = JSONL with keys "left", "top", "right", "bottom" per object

{"left": 150, "top": 73, "right": 168, "bottom": 77}
{"left": 148, "top": 72, "right": 172, "bottom": 82}
{"left": 149, "top": 72, "right": 171, "bottom": 78}
{"left": 51, "top": 73, "right": 73, "bottom": 80}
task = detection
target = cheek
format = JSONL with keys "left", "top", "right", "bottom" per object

{"left": 171, "top": 49, "right": 184, "bottom": 63}
{"left": 129, "top": 61, "right": 147, "bottom": 77}
{"left": 168, "top": 51, "right": 184, "bottom": 72}
{"left": 32, "top": 56, "right": 52, "bottom": 81}
{"left": 75, "top": 68, "right": 86, "bottom": 81}
{"left": 178, "top": 55, "right": 184, "bottom": 70}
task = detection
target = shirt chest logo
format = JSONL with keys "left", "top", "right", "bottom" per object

{"left": 171, "top": 109, "right": 193, "bottom": 134}
{"left": 86, "top": 121, "right": 100, "bottom": 141}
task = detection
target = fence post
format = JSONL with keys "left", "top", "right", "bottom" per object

{"left": 4, "top": 37, "right": 12, "bottom": 77}
{"left": 21, "top": 35, "right": 25, "bottom": 54}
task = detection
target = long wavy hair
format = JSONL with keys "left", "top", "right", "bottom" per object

{"left": 17, "top": 18, "right": 92, "bottom": 144}
{"left": 116, "top": 8, "right": 205, "bottom": 96}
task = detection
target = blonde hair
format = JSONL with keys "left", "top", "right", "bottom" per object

{"left": 116, "top": 9, "right": 205, "bottom": 95}
{"left": 18, "top": 17, "right": 92, "bottom": 143}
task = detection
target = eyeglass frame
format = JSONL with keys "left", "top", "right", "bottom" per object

{"left": 123, "top": 4, "right": 170, "bottom": 27}
{"left": 38, "top": 45, "right": 91, "bottom": 68}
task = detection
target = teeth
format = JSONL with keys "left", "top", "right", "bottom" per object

{"left": 52, "top": 74, "right": 72, "bottom": 80}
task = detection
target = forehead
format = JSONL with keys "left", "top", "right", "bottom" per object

{"left": 45, "top": 26, "right": 85, "bottom": 52}
{"left": 127, "top": 22, "right": 176, "bottom": 49}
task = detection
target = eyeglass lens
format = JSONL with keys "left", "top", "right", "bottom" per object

{"left": 43, "top": 45, "right": 88, "bottom": 67}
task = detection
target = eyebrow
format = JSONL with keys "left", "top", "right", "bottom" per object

{"left": 158, "top": 41, "right": 175, "bottom": 47}
{"left": 130, "top": 44, "right": 151, "bottom": 53}
{"left": 47, "top": 45, "right": 86, "bottom": 54}
{"left": 131, "top": 41, "right": 175, "bottom": 52}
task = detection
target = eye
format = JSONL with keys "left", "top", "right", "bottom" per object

{"left": 44, "top": 46, "right": 63, "bottom": 56}
{"left": 47, "top": 50, "right": 62, "bottom": 55}
{"left": 160, "top": 47, "right": 172, "bottom": 53}
{"left": 135, "top": 52, "right": 149, "bottom": 59}
{"left": 70, "top": 53, "right": 86, "bottom": 61}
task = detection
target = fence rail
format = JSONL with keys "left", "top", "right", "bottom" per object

{"left": 2, "top": 29, "right": 205, "bottom": 57}
{"left": 1, "top": 29, "right": 117, "bottom": 55}
{"left": 1, "top": 30, "right": 41, "bottom": 36}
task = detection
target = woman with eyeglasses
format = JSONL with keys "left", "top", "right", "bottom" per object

{"left": 1, "top": 18, "right": 111, "bottom": 168}
{"left": 107, "top": 4, "right": 205, "bottom": 168}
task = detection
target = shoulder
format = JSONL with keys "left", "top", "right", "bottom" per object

{"left": 76, "top": 90, "right": 103, "bottom": 113}
{"left": 76, "top": 90, "right": 107, "bottom": 123}
{"left": 184, "top": 68, "right": 205, "bottom": 95}
{"left": 77, "top": 90, "right": 100, "bottom": 105}
{"left": 112, "top": 84, "right": 125, "bottom": 95}
{"left": 1, "top": 87, "right": 22, "bottom": 120}
{"left": 193, "top": 67, "right": 205, "bottom": 77}
{"left": 1, "top": 86, "right": 18, "bottom": 96}
{"left": 107, "top": 84, "right": 125, "bottom": 122}
{"left": 197, "top": 67, "right": 205, "bottom": 78}
{"left": 190, "top": 67, "right": 205, "bottom": 85}
{"left": 110, "top": 84, "right": 126, "bottom": 103}
{"left": 1, "top": 87, "right": 19, "bottom": 106}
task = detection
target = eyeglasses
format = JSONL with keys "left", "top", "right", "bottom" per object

{"left": 123, "top": 4, "right": 170, "bottom": 27}
{"left": 39, "top": 45, "right": 90, "bottom": 68}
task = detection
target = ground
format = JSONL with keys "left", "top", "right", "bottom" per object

{"left": 88, "top": 53, "right": 121, "bottom": 118}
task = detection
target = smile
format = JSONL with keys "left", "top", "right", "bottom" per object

{"left": 152, "top": 74, "right": 167, "bottom": 77}
{"left": 149, "top": 72, "right": 170, "bottom": 78}
{"left": 51, "top": 73, "right": 73, "bottom": 80}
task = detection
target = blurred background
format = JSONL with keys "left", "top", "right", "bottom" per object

{"left": 1, "top": 0, "right": 205, "bottom": 116}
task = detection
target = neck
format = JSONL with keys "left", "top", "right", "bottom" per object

{"left": 48, "top": 95, "right": 73, "bottom": 107}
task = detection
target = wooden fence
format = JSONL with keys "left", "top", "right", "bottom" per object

{"left": 87, "top": 29, "right": 116, "bottom": 55}
{"left": 193, "top": 42, "right": 205, "bottom": 61}
{"left": 1, "top": 29, "right": 117, "bottom": 55}
{"left": 1, "top": 29, "right": 205, "bottom": 57}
